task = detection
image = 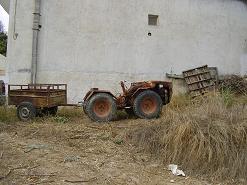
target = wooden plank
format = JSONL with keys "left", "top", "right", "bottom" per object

{"left": 183, "top": 71, "right": 210, "bottom": 78}
{"left": 183, "top": 65, "right": 208, "bottom": 73}
{"left": 190, "top": 84, "right": 215, "bottom": 91}
{"left": 187, "top": 78, "right": 212, "bottom": 85}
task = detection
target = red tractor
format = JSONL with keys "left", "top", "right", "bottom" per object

{"left": 83, "top": 81, "right": 172, "bottom": 122}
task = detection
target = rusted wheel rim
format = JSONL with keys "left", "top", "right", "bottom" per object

{"left": 93, "top": 99, "right": 111, "bottom": 118}
{"left": 140, "top": 96, "right": 157, "bottom": 115}
{"left": 20, "top": 107, "right": 31, "bottom": 118}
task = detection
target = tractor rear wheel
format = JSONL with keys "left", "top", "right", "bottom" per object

{"left": 86, "top": 93, "right": 116, "bottom": 122}
{"left": 133, "top": 90, "right": 162, "bottom": 119}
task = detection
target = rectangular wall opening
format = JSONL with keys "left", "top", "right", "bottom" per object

{"left": 148, "top": 14, "right": 159, "bottom": 26}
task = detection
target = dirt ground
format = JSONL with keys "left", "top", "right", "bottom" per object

{"left": 0, "top": 108, "right": 211, "bottom": 185}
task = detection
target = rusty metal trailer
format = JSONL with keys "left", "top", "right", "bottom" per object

{"left": 8, "top": 84, "right": 67, "bottom": 121}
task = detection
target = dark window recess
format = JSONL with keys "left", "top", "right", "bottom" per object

{"left": 148, "top": 14, "right": 159, "bottom": 26}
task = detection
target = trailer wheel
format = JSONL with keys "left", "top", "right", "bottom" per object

{"left": 17, "top": 102, "right": 36, "bottom": 121}
{"left": 133, "top": 90, "right": 162, "bottom": 119}
{"left": 86, "top": 93, "right": 116, "bottom": 122}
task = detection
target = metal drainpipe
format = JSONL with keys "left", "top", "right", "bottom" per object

{"left": 31, "top": 0, "right": 41, "bottom": 84}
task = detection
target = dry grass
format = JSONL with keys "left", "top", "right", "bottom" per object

{"left": 1, "top": 93, "right": 247, "bottom": 182}
{"left": 0, "top": 106, "right": 18, "bottom": 123}
{"left": 0, "top": 106, "right": 84, "bottom": 125}
{"left": 129, "top": 93, "right": 247, "bottom": 181}
{"left": 219, "top": 75, "right": 247, "bottom": 96}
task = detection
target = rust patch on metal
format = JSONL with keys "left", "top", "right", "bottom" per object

{"left": 140, "top": 96, "right": 157, "bottom": 115}
{"left": 93, "top": 98, "right": 111, "bottom": 118}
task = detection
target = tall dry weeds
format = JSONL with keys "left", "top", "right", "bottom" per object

{"left": 130, "top": 94, "right": 247, "bottom": 181}
{"left": 0, "top": 106, "right": 17, "bottom": 123}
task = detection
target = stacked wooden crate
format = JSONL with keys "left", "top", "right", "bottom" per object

{"left": 183, "top": 65, "right": 216, "bottom": 97}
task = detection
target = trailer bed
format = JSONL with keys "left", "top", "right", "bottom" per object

{"left": 8, "top": 84, "right": 67, "bottom": 108}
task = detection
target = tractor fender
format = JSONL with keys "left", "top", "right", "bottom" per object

{"left": 130, "top": 86, "right": 172, "bottom": 105}
{"left": 83, "top": 89, "right": 116, "bottom": 102}
{"left": 131, "top": 87, "right": 153, "bottom": 100}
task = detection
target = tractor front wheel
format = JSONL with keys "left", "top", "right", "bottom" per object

{"left": 86, "top": 93, "right": 116, "bottom": 122}
{"left": 133, "top": 90, "right": 162, "bottom": 119}
{"left": 83, "top": 101, "right": 89, "bottom": 115}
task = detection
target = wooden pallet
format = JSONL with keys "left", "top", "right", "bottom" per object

{"left": 183, "top": 65, "right": 216, "bottom": 97}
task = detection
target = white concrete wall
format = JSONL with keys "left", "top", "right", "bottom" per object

{"left": 241, "top": 39, "right": 247, "bottom": 75}
{"left": 7, "top": 0, "right": 247, "bottom": 103}
{"left": 7, "top": 0, "right": 34, "bottom": 85}
{"left": 0, "top": 54, "right": 8, "bottom": 99}
{"left": 0, "top": 54, "right": 7, "bottom": 84}
{"left": 0, "top": 54, "right": 6, "bottom": 75}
